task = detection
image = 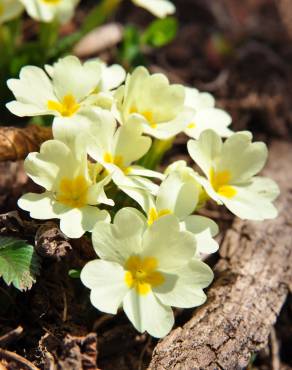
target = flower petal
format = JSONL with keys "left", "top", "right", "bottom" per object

{"left": 6, "top": 66, "right": 55, "bottom": 117}
{"left": 52, "top": 55, "right": 100, "bottom": 101}
{"left": 219, "top": 131, "right": 268, "bottom": 183}
{"left": 52, "top": 110, "right": 96, "bottom": 147}
{"left": 113, "top": 118, "right": 152, "bottom": 166}
{"left": 87, "top": 174, "right": 114, "bottom": 206}
{"left": 187, "top": 130, "right": 222, "bottom": 177}
{"left": 81, "top": 259, "right": 128, "bottom": 314}
{"left": 132, "top": 0, "right": 175, "bottom": 18}
{"left": 117, "top": 185, "right": 155, "bottom": 213}
{"left": 185, "top": 108, "right": 233, "bottom": 139}
{"left": 184, "top": 87, "right": 215, "bottom": 110}
{"left": 18, "top": 192, "right": 67, "bottom": 220}
{"left": 0, "top": 0, "right": 23, "bottom": 23}
{"left": 81, "top": 207, "right": 110, "bottom": 234}
{"left": 92, "top": 208, "right": 145, "bottom": 263}
{"left": 246, "top": 176, "right": 280, "bottom": 201}
{"left": 142, "top": 109, "right": 193, "bottom": 140}
{"left": 154, "top": 259, "right": 213, "bottom": 308}
{"left": 142, "top": 215, "right": 196, "bottom": 271}
{"left": 156, "top": 172, "right": 199, "bottom": 220}
{"left": 182, "top": 215, "right": 219, "bottom": 254}
{"left": 24, "top": 139, "right": 78, "bottom": 191}
{"left": 129, "top": 166, "right": 165, "bottom": 180}
{"left": 222, "top": 182, "right": 278, "bottom": 220}
{"left": 59, "top": 208, "right": 85, "bottom": 238}
{"left": 87, "top": 110, "right": 118, "bottom": 162}
{"left": 113, "top": 207, "right": 147, "bottom": 237}
{"left": 123, "top": 289, "right": 174, "bottom": 338}
{"left": 101, "top": 63, "right": 126, "bottom": 91}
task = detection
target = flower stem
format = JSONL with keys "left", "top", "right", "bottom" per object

{"left": 139, "top": 137, "right": 175, "bottom": 170}
{"left": 39, "top": 20, "right": 60, "bottom": 63}
{"left": 81, "top": 0, "right": 122, "bottom": 34}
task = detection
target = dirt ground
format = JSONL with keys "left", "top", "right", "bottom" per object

{"left": 0, "top": 0, "right": 292, "bottom": 369}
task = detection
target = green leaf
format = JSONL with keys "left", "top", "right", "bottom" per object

{"left": 0, "top": 237, "right": 40, "bottom": 291}
{"left": 141, "top": 17, "right": 178, "bottom": 47}
{"left": 118, "top": 25, "right": 145, "bottom": 67}
{"left": 68, "top": 269, "right": 81, "bottom": 279}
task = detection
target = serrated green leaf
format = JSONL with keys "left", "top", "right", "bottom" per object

{"left": 0, "top": 237, "right": 40, "bottom": 291}
{"left": 141, "top": 17, "right": 178, "bottom": 47}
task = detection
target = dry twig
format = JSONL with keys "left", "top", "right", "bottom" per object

{"left": 0, "top": 348, "right": 39, "bottom": 370}
{"left": 0, "top": 326, "right": 23, "bottom": 348}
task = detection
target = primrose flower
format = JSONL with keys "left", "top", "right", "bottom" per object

{"left": 145, "top": 171, "right": 219, "bottom": 254}
{"left": 0, "top": 0, "right": 23, "bottom": 23}
{"left": 114, "top": 66, "right": 192, "bottom": 140}
{"left": 184, "top": 87, "right": 233, "bottom": 139}
{"left": 91, "top": 58, "right": 126, "bottom": 94}
{"left": 164, "top": 160, "right": 210, "bottom": 209}
{"left": 132, "top": 0, "right": 175, "bottom": 18}
{"left": 187, "top": 130, "right": 280, "bottom": 220}
{"left": 19, "top": 0, "right": 79, "bottom": 23}
{"left": 18, "top": 139, "right": 113, "bottom": 238}
{"left": 87, "top": 111, "right": 164, "bottom": 208}
{"left": 6, "top": 56, "right": 103, "bottom": 119}
{"left": 45, "top": 57, "right": 126, "bottom": 110}
{"left": 81, "top": 208, "right": 213, "bottom": 338}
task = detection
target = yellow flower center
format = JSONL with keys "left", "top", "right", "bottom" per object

{"left": 47, "top": 94, "right": 80, "bottom": 117}
{"left": 209, "top": 167, "right": 237, "bottom": 198}
{"left": 130, "top": 106, "right": 157, "bottom": 128}
{"left": 41, "top": 0, "right": 61, "bottom": 4}
{"left": 147, "top": 207, "right": 172, "bottom": 226}
{"left": 124, "top": 256, "right": 165, "bottom": 295}
{"left": 103, "top": 152, "right": 131, "bottom": 174}
{"left": 56, "top": 175, "right": 89, "bottom": 208}
{"left": 187, "top": 122, "right": 196, "bottom": 129}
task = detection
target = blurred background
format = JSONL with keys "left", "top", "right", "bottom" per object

{"left": 120, "top": 0, "right": 292, "bottom": 140}
{"left": 2, "top": 0, "right": 292, "bottom": 142}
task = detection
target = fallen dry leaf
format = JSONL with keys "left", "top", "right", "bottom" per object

{"left": 0, "top": 125, "right": 52, "bottom": 162}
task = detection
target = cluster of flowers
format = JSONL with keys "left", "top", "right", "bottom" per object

{"left": 0, "top": 0, "right": 175, "bottom": 24}
{"left": 6, "top": 56, "right": 279, "bottom": 338}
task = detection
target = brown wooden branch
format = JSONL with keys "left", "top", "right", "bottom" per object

{"left": 0, "top": 326, "right": 23, "bottom": 348}
{"left": 0, "top": 125, "right": 52, "bottom": 162}
{"left": 0, "top": 348, "right": 40, "bottom": 370}
{"left": 149, "top": 140, "right": 292, "bottom": 370}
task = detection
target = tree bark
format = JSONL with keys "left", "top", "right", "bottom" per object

{"left": 149, "top": 140, "right": 292, "bottom": 370}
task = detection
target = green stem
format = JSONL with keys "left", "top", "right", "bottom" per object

{"left": 39, "top": 20, "right": 60, "bottom": 62}
{"left": 82, "top": 0, "right": 122, "bottom": 34}
{"left": 139, "top": 137, "right": 175, "bottom": 170}
{"left": 0, "top": 24, "right": 10, "bottom": 63}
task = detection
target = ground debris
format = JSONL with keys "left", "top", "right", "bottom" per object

{"left": 0, "top": 348, "right": 39, "bottom": 370}
{"left": 0, "top": 211, "right": 72, "bottom": 260}
{"left": 35, "top": 222, "right": 72, "bottom": 260}
{"left": 39, "top": 332, "right": 98, "bottom": 370}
